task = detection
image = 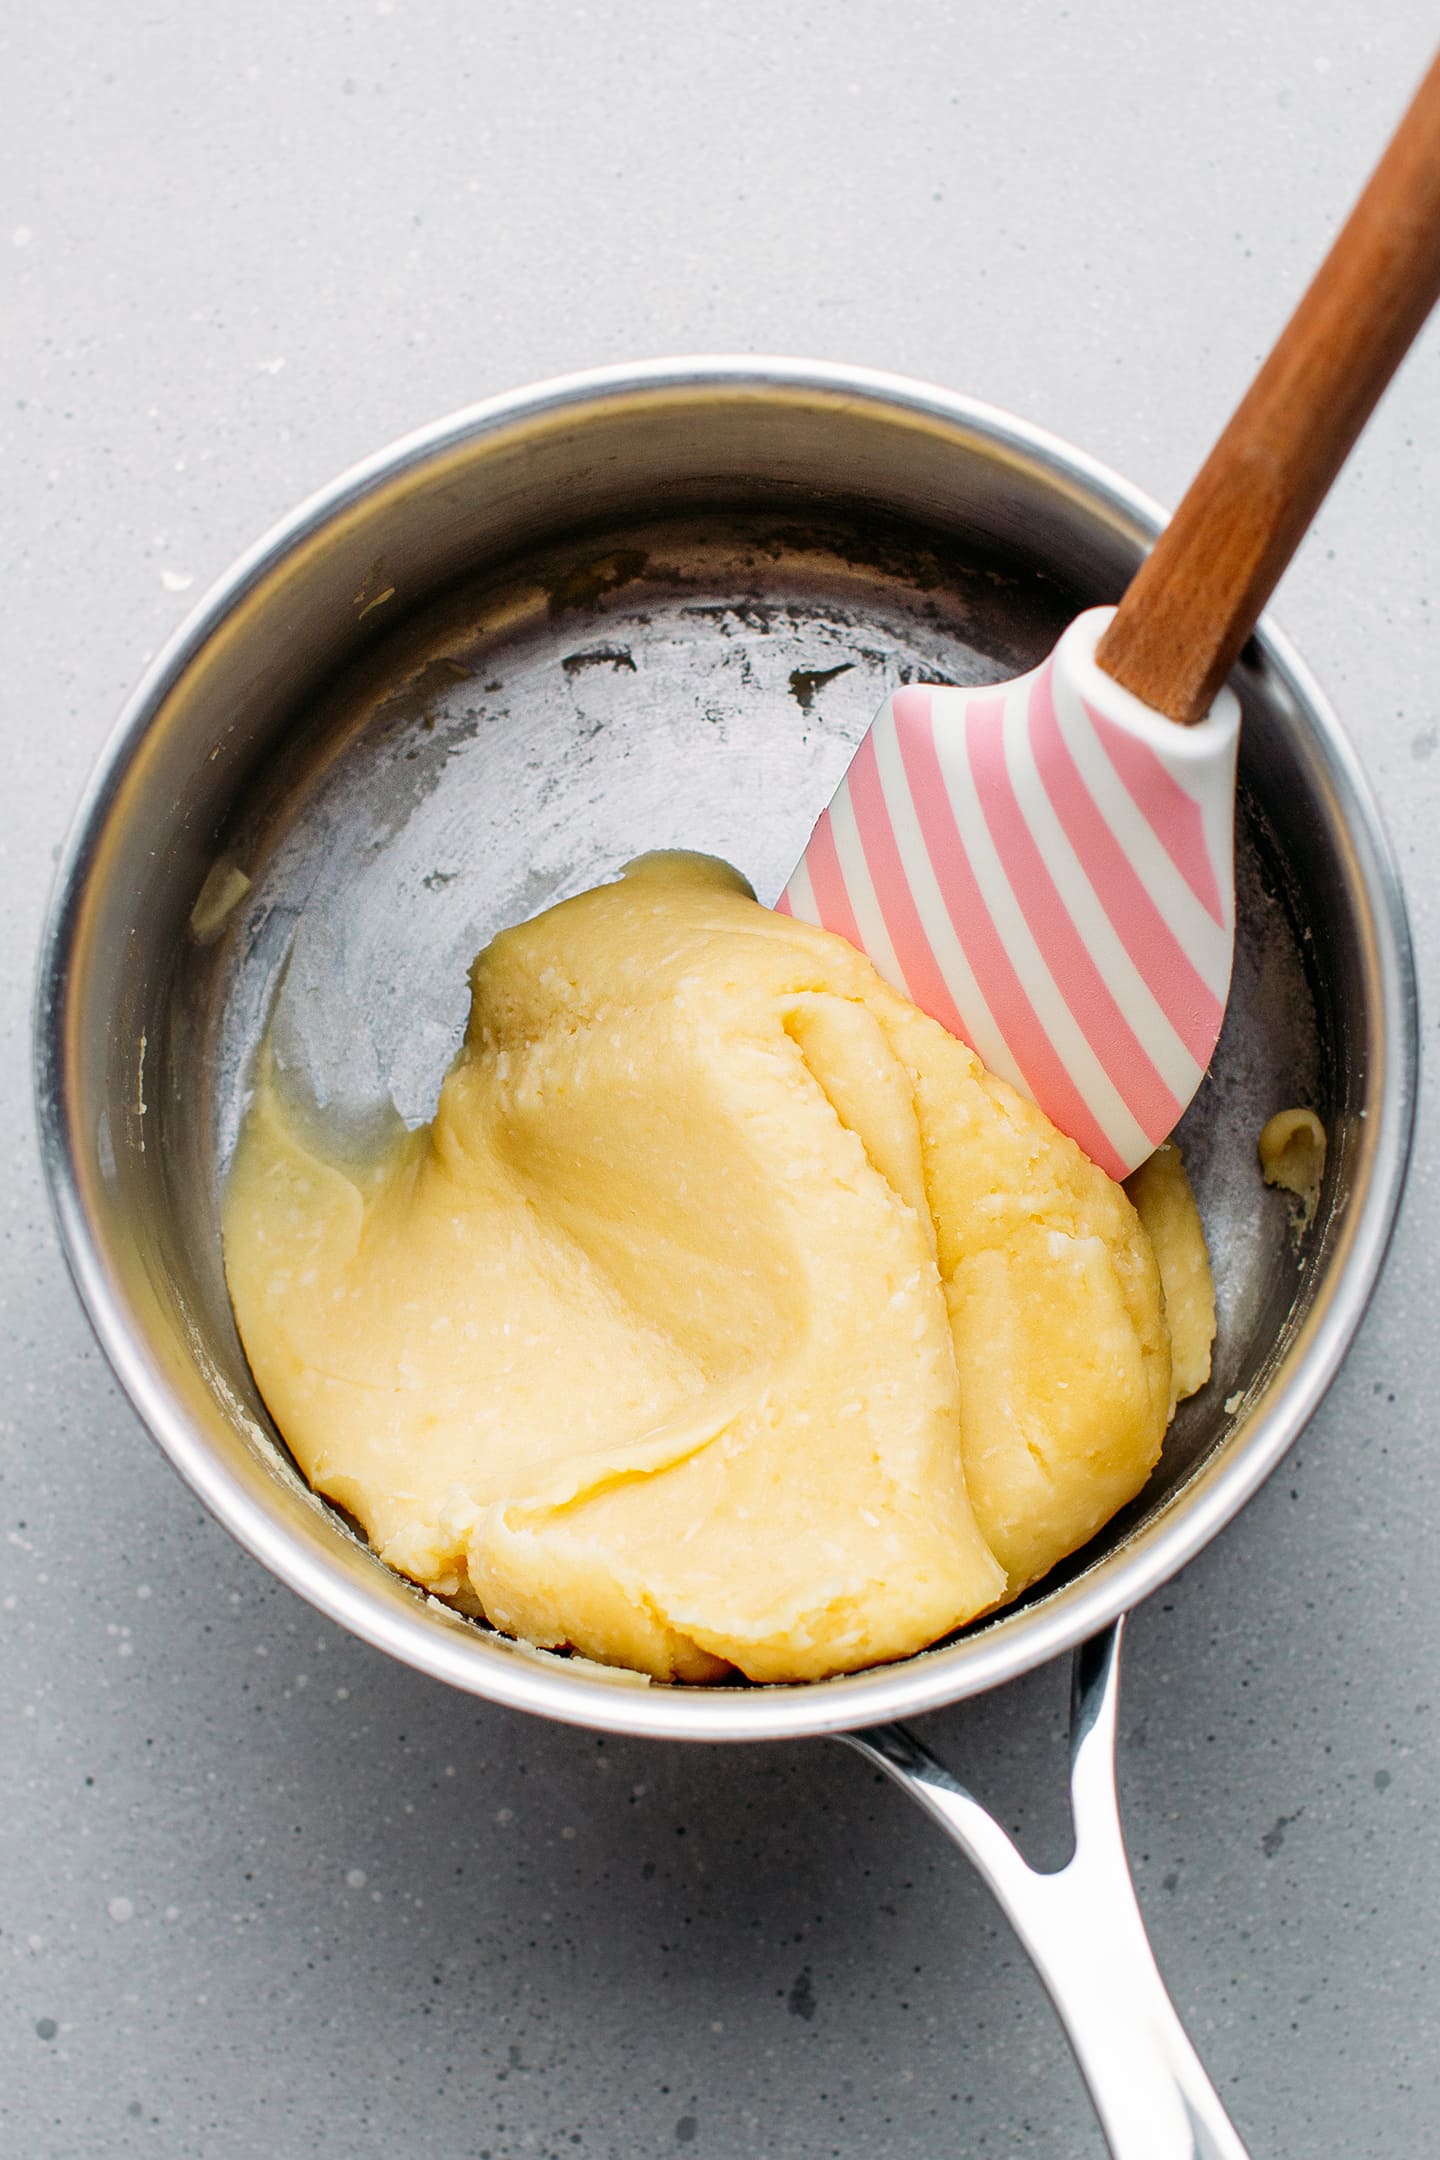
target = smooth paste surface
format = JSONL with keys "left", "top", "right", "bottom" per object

{"left": 224, "top": 853, "right": 1212, "bottom": 1684}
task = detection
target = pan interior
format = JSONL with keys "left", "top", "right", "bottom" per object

{"left": 175, "top": 501, "right": 1326, "bottom": 1664}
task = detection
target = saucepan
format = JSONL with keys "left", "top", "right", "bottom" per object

{"left": 33, "top": 361, "right": 1417, "bottom": 2157}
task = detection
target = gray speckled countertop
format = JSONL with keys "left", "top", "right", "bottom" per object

{"left": 3, "top": 5, "right": 1437, "bottom": 2155}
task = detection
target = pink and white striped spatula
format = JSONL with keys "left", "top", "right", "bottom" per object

{"left": 781, "top": 48, "right": 1440, "bottom": 1179}
{"left": 779, "top": 609, "right": 1236, "bottom": 1180}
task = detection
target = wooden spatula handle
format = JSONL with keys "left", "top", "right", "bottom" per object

{"left": 1096, "top": 48, "right": 1440, "bottom": 725}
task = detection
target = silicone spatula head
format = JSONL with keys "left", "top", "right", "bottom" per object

{"left": 779, "top": 610, "right": 1238, "bottom": 1181}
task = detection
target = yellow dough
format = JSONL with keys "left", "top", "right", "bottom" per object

{"left": 1125, "top": 1143, "right": 1216, "bottom": 1409}
{"left": 224, "top": 852, "right": 1212, "bottom": 1684}
{"left": 1258, "top": 1106, "right": 1327, "bottom": 1230}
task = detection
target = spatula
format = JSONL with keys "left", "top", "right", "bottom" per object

{"left": 781, "top": 48, "right": 1440, "bottom": 1179}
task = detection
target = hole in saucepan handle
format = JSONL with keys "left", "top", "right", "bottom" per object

{"left": 839, "top": 1620, "right": 1252, "bottom": 2160}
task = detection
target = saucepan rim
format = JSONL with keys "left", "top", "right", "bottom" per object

{"left": 33, "top": 356, "right": 1419, "bottom": 1742}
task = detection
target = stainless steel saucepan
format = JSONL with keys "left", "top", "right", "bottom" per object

{"left": 34, "top": 361, "right": 1417, "bottom": 2158}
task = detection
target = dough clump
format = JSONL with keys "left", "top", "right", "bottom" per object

{"left": 1258, "top": 1106, "right": 1327, "bottom": 1230}
{"left": 224, "top": 852, "right": 1212, "bottom": 1684}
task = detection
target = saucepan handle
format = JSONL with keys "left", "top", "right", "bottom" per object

{"left": 841, "top": 1617, "right": 1251, "bottom": 2159}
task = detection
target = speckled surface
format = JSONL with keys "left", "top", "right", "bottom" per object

{"left": 3, "top": 4, "right": 1437, "bottom": 2155}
